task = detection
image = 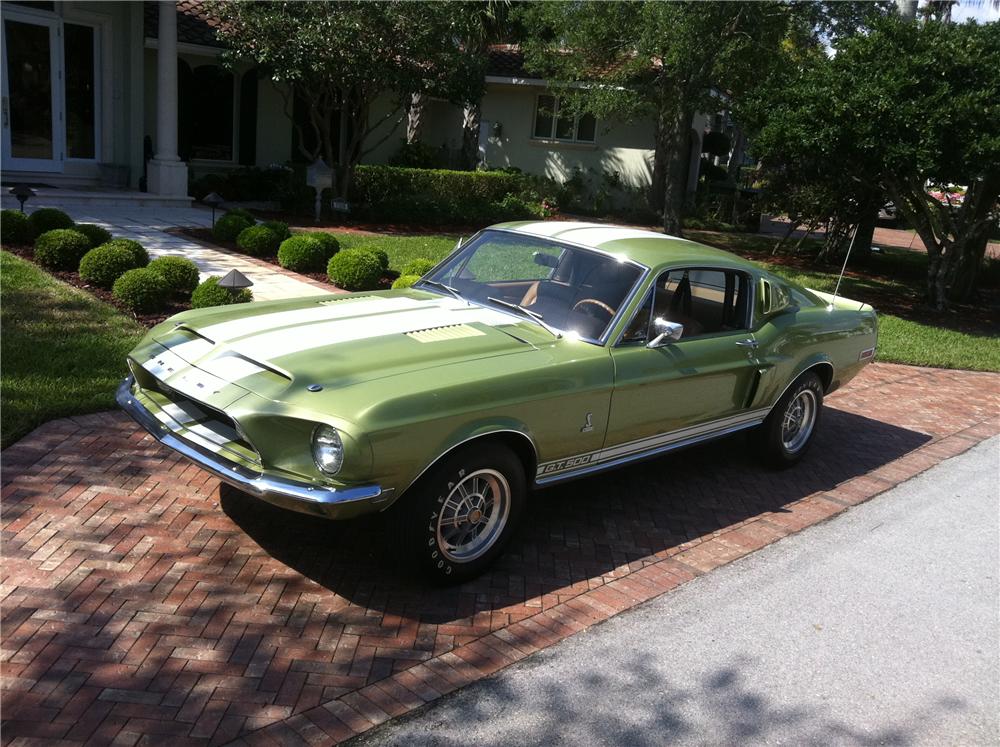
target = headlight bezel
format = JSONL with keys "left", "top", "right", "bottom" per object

{"left": 311, "top": 424, "right": 345, "bottom": 476}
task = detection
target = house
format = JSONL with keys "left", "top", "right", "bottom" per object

{"left": 1, "top": 1, "right": 744, "bottom": 206}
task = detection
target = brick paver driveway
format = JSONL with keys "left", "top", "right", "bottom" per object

{"left": 3, "top": 363, "right": 998, "bottom": 745}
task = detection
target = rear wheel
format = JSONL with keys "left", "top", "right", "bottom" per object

{"left": 391, "top": 442, "right": 526, "bottom": 584}
{"left": 755, "top": 371, "right": 824, "bottom": 468}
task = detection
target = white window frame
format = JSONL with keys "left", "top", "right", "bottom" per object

{"left": 531, "top": 94, "right": 596, "bottom": 144}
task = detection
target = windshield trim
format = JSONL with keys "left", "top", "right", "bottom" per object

{"left": 420, "top": 227, "right": 651, "bottom": 347}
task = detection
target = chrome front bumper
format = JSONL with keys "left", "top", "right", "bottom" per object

{"left": 116, "top": 376, "right": 389, "bottom": 520}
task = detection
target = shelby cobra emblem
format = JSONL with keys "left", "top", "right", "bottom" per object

{"left": 119, "top": 221, "right": 877, "bottom": 582}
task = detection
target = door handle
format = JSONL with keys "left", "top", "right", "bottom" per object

{"left": 736, "top": 338, "right": 758, "bottom": 349}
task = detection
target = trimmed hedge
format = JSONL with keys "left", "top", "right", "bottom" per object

{"left": 261, "top": 220, "right": 291, "bottom": 240}
{"left": 277, "top": 235, "right": 326, "bottom": 272}
{"left": 191, "top": 276, "right": 253, "bottom": 308}
{"left": 28, "top": 208, "right": 74, "bottom": 235}
{"left": 101, "top": 238, "right": 149, "bottom": 267}
{"left": 311, "top": 232, "right": 341, "bottom": 258}
{"left": 356, "top": 246, "right": 388, "bottom": 271}
{"left": 1, "top": 209, "right": 34, "bottom": 245}
{"left": 147, "top": 256, "right": 200, "bottom": 295}
{"left": 79, "top": 244, "right": 145, "bottom": 289}
{"left": 391, "top": 274, "right": 421, "bottom": 290}
{"left": 213, "top": 213, "right": 252, "bottom": 242}
{"left": 34, "top": 229, "right": 92, "bottom": 271}
{"left": 351, "top": 165, "right": 554, "bottom": 226}
{"left": 236, "top": 225, "right": 280, "bottom": 257}
{"left": 401, "top": 258, "right": 436, "bottom": 276}
{"left": 327, "top": 249, "right": 383, "bottom": 291}
{"left": 112, "top": 268, "right": 169, "bottom": 313}
{"left": 74, "top": 223, "right": 113, "bottom": 247}
{"left": 226, "top": 207, "right": 256, "bottom": 223}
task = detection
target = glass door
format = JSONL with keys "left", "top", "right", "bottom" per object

{"left": 1, "top": 13, "right": 62, "bottom": 172}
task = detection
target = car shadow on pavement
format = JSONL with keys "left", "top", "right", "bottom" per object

{"left": 222, "top": 407, "right": 931, "bottom": 625}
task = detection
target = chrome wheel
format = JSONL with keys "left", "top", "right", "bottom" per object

{"left": 782, "top": 388, "right": 818, "bottom": 453}
{"left": 436, "top": 468, "right": 511, "bottom": 563}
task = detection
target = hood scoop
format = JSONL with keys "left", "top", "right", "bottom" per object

{"left": 405, "top": 324, "right": 486, "bottom": 343}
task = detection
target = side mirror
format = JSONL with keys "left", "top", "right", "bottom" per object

{"left": 533, "top": 251, "right": 559, "bottom": 269}
{"left": 647, "top": 317, "right": 684, "bottom": 348}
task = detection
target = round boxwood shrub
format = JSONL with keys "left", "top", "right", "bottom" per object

{"left": 112, "top": 268, "right": 169, "bottom": 313}
{"left": 391, "top": 274, "right": 421, "bottom": 290}
{"left": 191, "top": 276, "right": 254, "bottom": 308}
{"left": 79, "top": 244, "right": 145, "bottom": 289}
{"left": 74, "top": 223, "right": 113, "bottom": 247}
{"left": 147, "top": 256, "right": 200, "bottom": 296}
{"left": 225, "top": 207, "right": 256, "bottom": 224}
{"left": 1, "top": 209, "right": 34, "bottom": 245}
{"left": 261, "top": 220, "right": 291, "bottom": 241}
{"left": 356, "top": 246, "right": 389, "bottom": 271}
{"left": 327, "top": 249, "right": 384, "bottom": 291}
{"left": 28, "top": 207, "right": 74, "bottom": 235}
{"left": 277, "top": 234, "right": 326, "bottom": 272}
{"left": 33, "top": 229, "right": 92, "bottom": 270}
{"left": 236, "top": 225, "right": 281, "bottom": 257}
{"left": 311, "top": 232, "right": 341, "bottom": 258}
{"left": 100, "top": 238, "right": 149, "bottom": 266}
{"left": 402, "top": 258, "right": 435, "bottom": 277}
{"left": 213, "top": 213, "right": 252, "bottom": 243}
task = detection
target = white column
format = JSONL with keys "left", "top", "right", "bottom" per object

{"left": 147, "top": 1, "right": 188, "bottom": 196}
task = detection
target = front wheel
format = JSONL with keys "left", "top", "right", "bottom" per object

{"left": 391, "top": 442, "right": 526, "bottom": 584}
{"left": 754, "top": 371, "right": 824, "bottom": 468}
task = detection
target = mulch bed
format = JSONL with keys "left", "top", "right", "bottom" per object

{"left": 4, "top": 244, "right": 189, "bottom": 328}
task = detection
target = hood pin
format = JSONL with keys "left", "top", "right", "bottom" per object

{"left": 307, "top": 384, "right": 323, "bottom": 392}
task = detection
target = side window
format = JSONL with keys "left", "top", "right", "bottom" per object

{"left": 620, "top": 289, "right": 653, "bottom": 344}
{"left": 650, "top": 269, "right": 749, "bottom": 339}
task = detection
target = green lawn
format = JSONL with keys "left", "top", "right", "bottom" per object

{"left": 327, "top": 228, "right": 999, "bottom": 373}
{"left": 1, "top": 251, "right": 145, "bottom": 447}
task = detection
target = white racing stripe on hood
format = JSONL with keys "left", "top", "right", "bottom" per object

{"left": 228, "top": 303, "right": 514, "bottom": 362}
{"left": 200, "top": 295, "right": 428, "bottom": 342}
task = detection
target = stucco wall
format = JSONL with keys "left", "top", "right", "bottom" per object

{"left": 478, "top": 83, "right": 657, "bottom": 189}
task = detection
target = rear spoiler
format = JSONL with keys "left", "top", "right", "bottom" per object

{"left": 807, "top": 289, "right": 874, "bottom": 313}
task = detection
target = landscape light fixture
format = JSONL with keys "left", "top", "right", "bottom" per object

{"left": 202, "top": 192, "right": 225, "bottom": 226}
{"left": 218, "top": 268, "right": 253, "bottom": 296}
{"left": 9, "top": 184, "right": 36, "bottom": 213}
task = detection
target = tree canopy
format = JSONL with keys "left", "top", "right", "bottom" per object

{"left": 741, "top": 16, "right": 1000, "bottom": 307}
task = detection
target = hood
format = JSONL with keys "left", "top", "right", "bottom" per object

{"left": 147, "top": 291, "right": 544, "bottom": 401}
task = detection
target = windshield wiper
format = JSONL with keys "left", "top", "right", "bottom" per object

{"left": 417, "top": 278, "right": 464, "bottom": 303}
{"left": 486, "top": 297, "right": 563, "bottom": 338}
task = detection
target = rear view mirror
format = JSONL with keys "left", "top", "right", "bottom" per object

{"left": 533, "top": 251, "right": 559, "bottom": 269}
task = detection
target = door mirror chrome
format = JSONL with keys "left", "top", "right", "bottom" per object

{"left": 647, "top": 317, "right": 684, "bottom": 348}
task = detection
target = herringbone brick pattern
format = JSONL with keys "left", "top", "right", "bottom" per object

{"left": 2, "top": 363, "right": 998, "bottom": 745}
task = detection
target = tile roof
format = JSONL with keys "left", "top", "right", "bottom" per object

{"left": 486, "top": 45, "right": 537, "bottom": 78}
{"left": 144, "top": 1, "right": 224, "bottom": 49}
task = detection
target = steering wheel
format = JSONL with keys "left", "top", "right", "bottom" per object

{"left": 572, "top": 298, "right": 616, "bottom": 319}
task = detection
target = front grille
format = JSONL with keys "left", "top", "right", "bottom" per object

{"left": 140, "top": 378, "right": 261, "bottom": 467}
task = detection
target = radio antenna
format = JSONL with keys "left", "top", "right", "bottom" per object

{"left": 829, "top": 222, "right": 860, "bottom": 310}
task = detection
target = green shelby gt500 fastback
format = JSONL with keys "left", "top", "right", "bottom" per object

{"left": 119, "top": 221, "right": 877, "bottom": 581}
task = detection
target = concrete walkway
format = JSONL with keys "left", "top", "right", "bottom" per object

{"left": 357, "top": 436, "right": 1000, "bottom": 747}
{"left": 12, "top": 203, "right": 330, "bottom": 302}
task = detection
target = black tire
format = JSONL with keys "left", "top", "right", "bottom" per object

{"left": 391, "top": 442, "right": 526, "bottom": 584}
{"left": 754, "top": 371, "right": 824, "bottom": 469}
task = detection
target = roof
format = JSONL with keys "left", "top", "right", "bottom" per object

{"left": 145, "top": 1, "right": 224, "bottom": 49}
{"left": 486, "top": 45, "right": 535, "bottom": 78}
{"left": 491, "top": 221, "right": 756, "bottom": 271}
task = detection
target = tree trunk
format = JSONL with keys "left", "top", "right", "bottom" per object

{"left": 650, "top": 111, "right": 668, "bottom": 212}
{"left": 853, "top": 202, "right": 879, "bottom": 257}
{"left": 406, "top": 92, "right": 425, "bottom": 145}
{"left": 461, "top": 101, "right": 481, "bottom": 170}
{"left": 660, "top": 105, "right": 693, "bottom": 237}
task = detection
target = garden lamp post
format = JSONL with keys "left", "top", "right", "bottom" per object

{"left": 305, "top": 159, "right": 333, "bottom": 224}
{"left": 202, "top": 192, "right": 225, "bottom": 227}
{"left": 9, "top": 184, "right": 36, "bottom": 213}
{"left": 218, "top": 268, "right": 253, "bottom": 297}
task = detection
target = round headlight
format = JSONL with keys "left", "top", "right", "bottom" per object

{"left": 311, "top": 424, "right": 344, "bottom": 475}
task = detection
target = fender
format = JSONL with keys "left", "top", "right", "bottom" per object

{"left": 759, "top": 354, "right": 835, "bottom": 412}
{"left": 388, "top": 417, "right": 539, "bottom": 506}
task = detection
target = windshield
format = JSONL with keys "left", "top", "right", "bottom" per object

{"left": 423, "top": 230, "right": 644, "bottom": 341}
